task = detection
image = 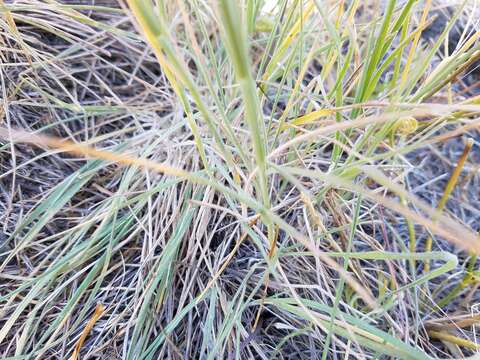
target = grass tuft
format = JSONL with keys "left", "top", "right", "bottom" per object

{"left": 1, "top": 0, "right": 480, "bottom": 358}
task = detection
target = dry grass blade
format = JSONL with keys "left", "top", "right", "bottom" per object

{"left": 0, "top": 127, "right": 189, "bottom": 178}
{"left": 70, "top": 303, "right": 106, "bottom": 360}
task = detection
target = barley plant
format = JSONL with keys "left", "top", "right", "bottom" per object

{"left": 0, "top": 0, "right": 480, "bottom": 359}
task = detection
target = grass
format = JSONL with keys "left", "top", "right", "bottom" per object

{"left": 0, "top": 0, "right": 480, "bottom": 358}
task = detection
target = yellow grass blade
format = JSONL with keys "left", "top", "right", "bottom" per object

{"left": 280, "top": 109, "right": 336, "bottom": 131}
{"left": 69, "top": 304, "right": 105, "bottom": 360}
{"left": 400, "top": 0, "right": 432, "bottom": 90}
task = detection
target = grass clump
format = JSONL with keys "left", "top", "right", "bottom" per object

{"left": 0, "top": 0, "right": 480, "bottom": 358}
